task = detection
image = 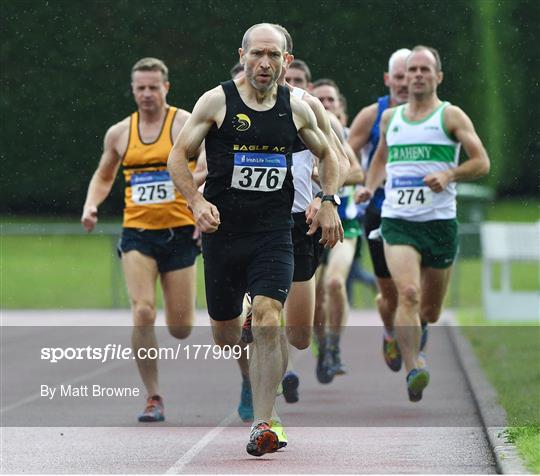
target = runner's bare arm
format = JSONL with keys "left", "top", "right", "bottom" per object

{"left": 192, "top": 146, "right": 208, "bottom": 187}
{"left": 327, "top": 113, "right": 364, "bottom": 187}
{"left": 424, "top": 106, "right": 490, "bottom": 192}
{"left": 171, "top": 108, "right": 192, "bottom": 138}
{"left": 347, "top": 104, "right": 378, "bottom": 155}
{"left": 304, "top": 94, "right": 350, "bottom": 186}
{"left": 342, "top": 142, "right": 365, "bottom": 185}
{"left": 81, "top": 123, "right": 124, "bottom": 232}
{"left": 293, "top": 98, "right": 343, "bottom": 247}
{"left": 171, "top": 109, "right": 207, "bottom": 186}
{"left": 327, "top": 112, "right": 364, "bottom": 185}
{"left": 294, "top": 100, "right": 339, "bottom": 195}
{"left": 172, "top": 109, "right": 207, "bottom": 187}
{"left": 356, "top": 109, "right": 392, "bottom": 203}
{"left": 168, "top": 89, "right": 223, "bottom": 232}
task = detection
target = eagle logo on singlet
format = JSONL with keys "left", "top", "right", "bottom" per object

{"left": 233, "top": 113, "right": 251, "bottom": 131}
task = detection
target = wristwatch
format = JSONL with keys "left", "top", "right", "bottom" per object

{"left": 321, "top": 194, "right": 341, "bottom": 206}
{"left": 314, "top": 191, "right": 324, "bottom": 199}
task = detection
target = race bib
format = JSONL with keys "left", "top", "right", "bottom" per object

{"left": 131, "top": 171, "right": 175, "bottom": 205}
{"left": 388, "top": 176, "right": 432, "bottom": 208}
{"left": 231, "top": 152, "right": 287, "bottom": 192}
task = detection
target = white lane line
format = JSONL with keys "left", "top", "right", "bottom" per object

{"left": 0, "top": 359, "right": 129, "bottom": 414}
{"left": 165, "top": 412, "right": 238, "bottom": 474}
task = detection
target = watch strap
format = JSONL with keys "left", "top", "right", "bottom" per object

{"left": 322, "top": 194, "right": 338, "bottom": 205}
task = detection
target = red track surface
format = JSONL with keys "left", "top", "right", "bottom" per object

{"left": 1, "top": 309, "right": 495, "bottom": 474}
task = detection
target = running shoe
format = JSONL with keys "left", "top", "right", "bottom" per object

{"left": 316, "top": 346, "right": 335, "bottom": 384}
{"left": 138, "top": 395, "right": 165, "bottom": 422}
{"left": 406, "top": 368, "right": 430, "bottom": 402}
{"left": 270, "top": 418, "right": 288, "bottom": 449}
{"left": 420, "top": 321, "right": 428, "bottom": 351}
{"left": 282, "top": 371, "right": 299, "bottom": 403}
{"left": 237, "top": 379, "right": 253, "bottom": 422}
{"left": 383, "top": 335, "right": 402, "bottom": 372}
{"left": 246, "top": 422, "right": 279, "bottom": 457}
{"left": 241, "top": 293, "right": 253, "bottom": 344}
{"left": 332, "top": 347, "right": 347, "bottom": 375}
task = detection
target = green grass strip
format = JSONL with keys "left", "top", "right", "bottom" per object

{"left": 459, "top": 309, "right": 540, "bottom": 473}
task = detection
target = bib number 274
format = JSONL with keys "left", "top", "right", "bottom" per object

{"left": 396, "top": 188, "right": 426, "bottom": 205}
{"left": 389, "top": 176, "right": 432, "bottom": 208}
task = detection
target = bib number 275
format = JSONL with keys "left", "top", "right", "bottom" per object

{"left": 131, "top": 171, "right": 175, "bottom": 204}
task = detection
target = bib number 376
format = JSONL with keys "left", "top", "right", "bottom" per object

{"left": 231, "top": 152, "right": 287, "bottom": 192}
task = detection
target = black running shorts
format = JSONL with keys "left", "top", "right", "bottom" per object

{"left": 363, "top": 208, "right": 391, "bottom": 278}
{"left": 202, "top": 229, "right": 294, "bottom": 321}
{"left": 118, "top": 226, "right": 200, "bottom": 273}
{"left": 291, "top": 212, "right": 323, "bottom": 282}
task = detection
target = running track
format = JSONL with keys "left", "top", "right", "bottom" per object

{"left": 0, "top": 309, "right": 495, "bottom": 474}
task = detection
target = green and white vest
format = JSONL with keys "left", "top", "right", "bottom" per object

{"left": 383, "top": 101, "right": 460, "bottom": 221}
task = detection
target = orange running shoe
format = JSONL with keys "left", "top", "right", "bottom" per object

{"left": 138, "top": 395, "right": 164, "bottom": 422}
{"left": 246, "top": 422, "right": 279, "bottom": 457}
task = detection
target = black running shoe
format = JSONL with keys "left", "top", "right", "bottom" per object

{"left": 332, "top": 347, "right": 346, "bottom": 375}
{"left": 316, "top": 347, "right": 335, "bottom": 384}
{"left": 282, "top": 371, "right": 299, "bottom": 403}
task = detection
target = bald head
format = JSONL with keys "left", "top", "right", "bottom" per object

{"left": 241, "top": 23, "right": 286, "bottom": 52}
{"left": 408, "top": 45, "right": 442, "bottom": 71}
{"left": 272, "top": 24, "right": 293, "bottom": 53}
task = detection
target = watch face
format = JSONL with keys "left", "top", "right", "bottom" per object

{"left": 333, "top": 194, "right": 341, "bottom": 206}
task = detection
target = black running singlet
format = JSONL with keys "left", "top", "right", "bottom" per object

{"left": 204, "top": 80, "right": 298, "bottom": 233}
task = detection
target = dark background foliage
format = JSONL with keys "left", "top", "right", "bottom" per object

{"left": 1, "top": 0, "right": 538, "bottom": 216}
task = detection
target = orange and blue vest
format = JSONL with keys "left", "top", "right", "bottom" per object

{"left": 121, "top": 107, "right": 195, "bottom": 229}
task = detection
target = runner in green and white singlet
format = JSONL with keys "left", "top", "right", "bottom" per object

{"left": 383, "top": 101, "right": 460, "bottom": 222}
{"left": 357, "top": 45, "right": 490, "bottom": 403}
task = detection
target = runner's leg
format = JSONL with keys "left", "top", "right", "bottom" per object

{"left": 122, "top": 251, "right": 160, "bottom": 397}
{"left": 160, "top": 264, "right": 196, "bottom": 339}
{"left": 383, "top": 243, "right": 422, "bottom": 373}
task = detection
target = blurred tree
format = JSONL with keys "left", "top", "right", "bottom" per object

{"left": 1, "top": 0, "right": 537, "bottom": 216}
